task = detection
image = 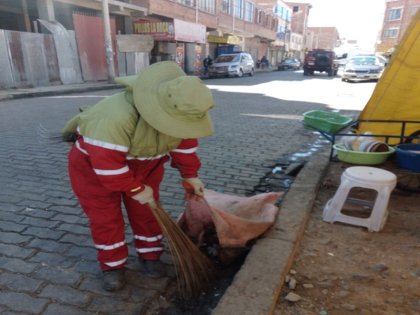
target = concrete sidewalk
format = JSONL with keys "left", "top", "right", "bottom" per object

{"left": 0, "top": 82, "right": 121, "bottom": 102}
{"left": 0, "top": 80, "right": 326, "bottom": 315}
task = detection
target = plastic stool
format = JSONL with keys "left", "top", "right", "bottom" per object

{"left": 323, "top": 166, "right": 397, "bottom": 232}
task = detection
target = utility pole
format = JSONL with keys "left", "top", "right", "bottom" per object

{"left": 102, "top": 0, "right": 115, "bottom": 83}
{"left": 232, "top": 0, "right": 235, "bottom": 33}
{"left": 195, "top": 0, "right": 198, "bottom": 23}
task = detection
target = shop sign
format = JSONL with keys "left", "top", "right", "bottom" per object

{"left": 133, "top": 21, "right": 175, "bottom": 41}
{"left": 116, "top": 34, "right": 154, "bottom": 52}
{"left": 207, "top": 35, "right": 242, "bottom": 44}
{"left": 133, "top": 19, "right": 205, "bottom": 43}
{"left": 174, "top": 19, "right": 206, "bottom": 44}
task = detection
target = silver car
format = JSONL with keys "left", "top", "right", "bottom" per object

{"left": 208, "top": 52, "right": 255, "bottom": 78}
{"left": 341, "top": 55, "right": 384, "bottom": 82}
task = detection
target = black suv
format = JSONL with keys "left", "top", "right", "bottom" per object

{"left": 303, "top": 49, "right": 338, "bottom": 76}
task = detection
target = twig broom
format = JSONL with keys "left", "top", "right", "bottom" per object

{"left": 149, "top": 202, "right": 214, "bottom": 299}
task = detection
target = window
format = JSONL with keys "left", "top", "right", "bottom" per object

{"left": 257, "top": 9, "right": 263, "bottom": 24}
{"left": 221, "top": 0, "right": 231, "bottom": 15}
{"left": 198, "top": 0, "right": 216, "bottom": 14}
{"left": 286, "top": 9, "right": 291, "bottom": 22}
{"left": 245, "top": 2, "right": 254, "bottom": 22}
{"left": 214, "top": 55, "right": 237, "bottom": 62}
{"left": 293, "top": 6, "right": 299, "bottom": 13}
{"left": 350, "top": 56, "right": 377, "bottom": 65}
{"left": 234, "top": 0, "right": 244, "bottom": 19}
{"left": 176, "top": 0, "right": 193, "bottom": 6}
{"left": 384, "top": 28, "right": 399, "bottom": 38}
{"left": 272, "top": 18, "right": 278, "bottom": 31}
{"left": 388, "top": 8, "right": 402, "bottom": 20}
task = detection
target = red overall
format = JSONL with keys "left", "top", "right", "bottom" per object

{"left": 68, "top": 136, "right": 200, "bottom": 271}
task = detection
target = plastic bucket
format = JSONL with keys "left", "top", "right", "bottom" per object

{"left": 395, "top": 144, "right": 420, "bottom": 172}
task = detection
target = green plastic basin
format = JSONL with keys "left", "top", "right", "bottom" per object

{"left": 333, "top": 144, "right": 395, "bottom": 165}
{"left": 303, "top": 110, "right": 353, "bottom": 134}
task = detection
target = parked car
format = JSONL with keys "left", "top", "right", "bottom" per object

{"left": 303, "top": 49, "right": 338, "bottom": 76}
{"left": 376, "top": 55, "right": 389, "bottom": 66}
{"left": 341, "top": 55, "right": 385, "bottom": 82}
{"left": 208, "top": 52, "right": 255, "bottom": 78}
{"left": 277, "top": 58, "right": 301, "bottom": 70}
{"left": 336, "top": 53, "right": 389, "bottom": 69}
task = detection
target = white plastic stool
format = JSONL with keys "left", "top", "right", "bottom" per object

{"left": 323, "top": 166, "right": 397, "bottom": 232}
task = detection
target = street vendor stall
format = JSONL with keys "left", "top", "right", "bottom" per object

{"left": 302, "top": 10, "right": 420, "bottom": 193}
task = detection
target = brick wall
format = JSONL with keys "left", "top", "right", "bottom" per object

{"left": 307, "top": 27, "right": 339, "bottom": 50}
{"left": 378, "top": 0, "right": 420, "bottom": 52}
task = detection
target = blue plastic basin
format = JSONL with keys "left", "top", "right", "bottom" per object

{"left": 395, "top": 144, "right": 420, "bottom": 172}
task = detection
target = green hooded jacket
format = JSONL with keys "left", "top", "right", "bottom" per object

{"left": 62, "top": 90, "right": 182, "bottom": 157}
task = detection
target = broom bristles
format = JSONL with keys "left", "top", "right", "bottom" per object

{"left": 150, "top": 203, "right": 214, "bottom": 299}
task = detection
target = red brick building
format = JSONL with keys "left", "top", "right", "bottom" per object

{"left": 284, "top": 1, "right": 311, "bottom": 59}
{"left": 377, "top": 0, "right": 420, "bottom": 54}
{"left": 284, "top": 2, "right": 311, "bottom": 35}
{"left": 306, "top": 26, "right": 340, "bottom": 51}
{"left": 0, "top": 0, "right": 281, "bottom": 83}
{"left": 132, "top": 0, "right": 280, "bottom": 73}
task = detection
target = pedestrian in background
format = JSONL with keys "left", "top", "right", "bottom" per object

{"left": 62, "top": 61, "right": 214, "bottom": 292}
{"left": 203, "top": 55, "right": 213, "bottom": 75}
{"left": 260, "top": 56, "right": 269, "bottom": 69}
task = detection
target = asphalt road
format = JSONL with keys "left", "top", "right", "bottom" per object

{"left": 0, "top": 70, "right": 376, "bottom": 314}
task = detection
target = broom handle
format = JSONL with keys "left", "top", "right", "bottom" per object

{"left": 148, "top": 200, "right": 158, "bottom": 211}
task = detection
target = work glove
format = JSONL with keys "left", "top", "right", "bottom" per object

{"left": 132, "top": 185, "right": 155, "bottom": 206}
{"left": 183, "top": 177, "right": 205, "bottom": 197}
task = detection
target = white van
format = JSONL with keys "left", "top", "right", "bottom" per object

{"left": 208, "top": 52, "right": 255, "bottom": 78}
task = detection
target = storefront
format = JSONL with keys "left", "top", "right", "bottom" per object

{"left": 133, "top": 19, "right": 206, "bottom": 75}
{"left": 207, "top": 34, "right": 242, "bottom": 57}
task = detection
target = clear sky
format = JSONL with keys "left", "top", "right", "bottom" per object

{"left": 296, "top": 0, "right": 386, "bottom": 50}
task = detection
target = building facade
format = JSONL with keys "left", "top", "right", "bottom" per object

{"left": 0, "top": 0, "right": 282, "bottom": 88}
{"left": 284, "top": 1, "right": 311, "bottom": 59}
{"left": 0, "top": 0, "right": 150, "bottom": 87}
{"left": 132, "top": 0, "right": 280, "bottom": 73}
{"left": 252, "top": 1, "right": 294, "bottom": 67}
{"left": 306, "top": 26, "right": 340, "bottom": 51}
{"left": 376, "top": 0, "right": 420, "bottom": 54}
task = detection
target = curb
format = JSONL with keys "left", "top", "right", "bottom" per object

{"left": 212, "top": 149, "right": 331, "bottom": 315}
{"left": 0, "top": 69, "right": 275, "bottom": 101}
{"left": 0, "top": 84, "right": 122, "bottom": 102}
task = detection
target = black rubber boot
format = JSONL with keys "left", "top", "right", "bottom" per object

{"left": 102, "top": 269, "right": 126, "bottom": 292}
{"left": 139, "top": 259, "right": 166, "bottom": 278}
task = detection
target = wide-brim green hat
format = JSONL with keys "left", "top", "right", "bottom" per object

{"left": 116, "top": 61, "right": 214, "bottom": 139}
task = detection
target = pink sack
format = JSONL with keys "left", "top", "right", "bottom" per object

{"left": 178, "top": 184, "right": 283, "bottom": 252}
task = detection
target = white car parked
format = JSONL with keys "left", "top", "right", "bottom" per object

{"left": 341, "top": 55, "right": 385, "bottom": 82}
{"left": 208, "top": 52, "right": 255, "bottom": 78}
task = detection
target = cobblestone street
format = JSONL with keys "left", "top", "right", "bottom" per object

{"left": 0, "top": 73, "right": 326, "bottom": 314}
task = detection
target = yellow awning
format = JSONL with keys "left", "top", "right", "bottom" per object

{"left": 207, "top": 35, "right": 242, "bottom": 45}
{"left": 358, "top": 9, "right": 420, "bottom": 144}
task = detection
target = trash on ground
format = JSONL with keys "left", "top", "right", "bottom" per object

{"left": 178, "top": 184, "right": 283, "bottom": 264}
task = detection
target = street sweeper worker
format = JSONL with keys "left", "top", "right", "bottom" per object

{"left": 62, "top": 61, "right": 214, "bottom": 292}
